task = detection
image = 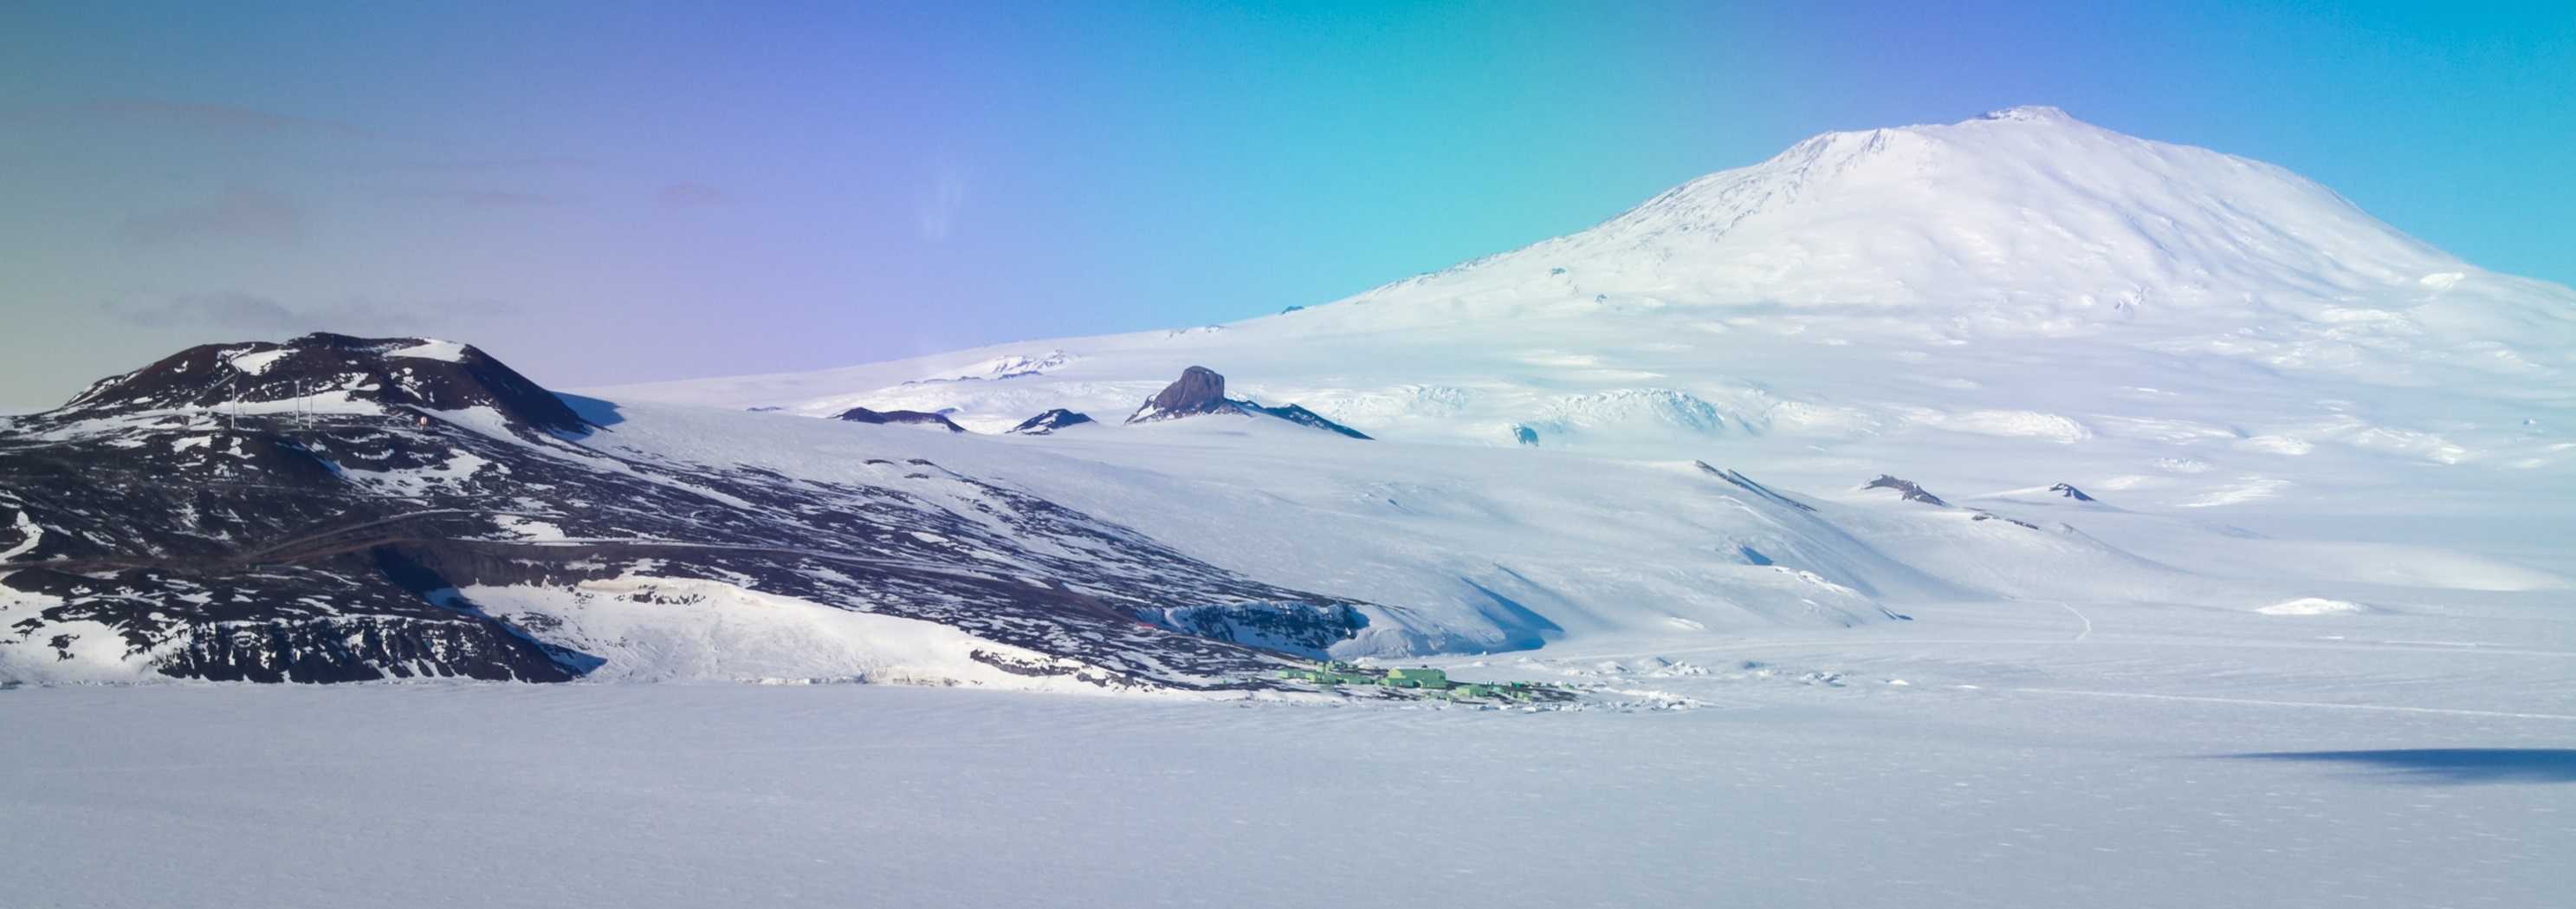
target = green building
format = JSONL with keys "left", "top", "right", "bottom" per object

{"left": 1383, "top": 667, "right": 1449, "bottom": 689}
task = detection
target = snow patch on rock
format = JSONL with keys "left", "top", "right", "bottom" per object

{"left": 225, "top": 348, "right": 292, "bottom": 375}
{"left": 0, "top": 588, "right": 170, "bottom": 683}
{"left": 385, "top": 340, "right": 469, "bottom": 362}
{"left": 1, "top": 511, "right": 40, "bottom": 562}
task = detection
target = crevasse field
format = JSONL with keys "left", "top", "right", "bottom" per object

{"left": 7, "top": 108, "right": 2573, "bottom": 906}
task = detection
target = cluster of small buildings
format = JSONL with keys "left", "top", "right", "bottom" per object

{"left": 1275, "top": 662, "right": 1555, "bottom": 700}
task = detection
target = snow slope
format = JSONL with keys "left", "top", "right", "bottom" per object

{"left": 604, "top": 107, "right": 2576, "bottom": 485}
{"left": 591, "top": 107, "right": 2576, "bottom": 660}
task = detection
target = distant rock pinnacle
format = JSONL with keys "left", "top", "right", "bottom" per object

{"left": 1128, "top": 366, "right": 1242, "bottom": 424}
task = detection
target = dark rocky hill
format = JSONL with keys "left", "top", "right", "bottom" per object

{"left": 0, "top": 334, "right": 1381, "bottom": 686}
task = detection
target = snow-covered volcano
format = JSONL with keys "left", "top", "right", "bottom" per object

{"left": 584, "top": 107, "right": 2574, "bottom": 664}
{"left": 611, "top": 107, "right": 2573, "bottom": 493}
{"left": 1425, "top": 105, "right": 2521, "bottom": 324}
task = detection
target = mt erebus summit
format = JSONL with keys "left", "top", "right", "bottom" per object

{"left": 1402, "top": 105, "right": 2527, "bottom": 324}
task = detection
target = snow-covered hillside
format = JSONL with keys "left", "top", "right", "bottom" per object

{"left": 588, "top": 107, "right": 2575, "bottom": 664}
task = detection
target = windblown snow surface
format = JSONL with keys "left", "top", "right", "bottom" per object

{"left": 7, "top": 108, "right": 2573, "bottom": 907}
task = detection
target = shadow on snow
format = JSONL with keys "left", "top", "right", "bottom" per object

{"left": 2221, "top": 749, "right": 2576, "bottom": 784}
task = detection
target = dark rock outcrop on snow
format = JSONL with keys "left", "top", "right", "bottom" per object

{"left": 1125, "top": 366, "right": 1370, "bottom": 438}
{"left": 1856, "top": 474, "right": 2042, "bottom": 529}
{"left": 1968, "top": 511, "right": 2042, "bottom": 529}
{"left": 2049, "top": 483, "right": 2096, "bottom": 502}
{"left": 834, "top": 406, "right": 967, "bottom": 432}
{"left": 1136, "top": 601, "right": 1370, "bottom": 659}
{"left": 1233, "top": 401, "right": 1371, "bottom": 439}
{"left": 0, "top": 336, "right": 1388, "bottom": 687}
{"left": 1128, "top": 366, "right": 1241, "bottom": 423}
{"left": 1864, "top": 475, "right": 1949, "bottom": 507}
{"left": 1695, "top": 462, "right": 1816, "bottom": 511}
{"left": 1009, "top": 408, "right": 1097, "bottom": 435}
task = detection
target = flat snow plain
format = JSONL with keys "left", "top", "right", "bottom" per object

{"left": 6, "top": 589, "right": 2573, "bottom": 908}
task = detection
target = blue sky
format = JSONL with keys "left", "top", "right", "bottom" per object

{"left": 0, "top": 1, "right": 2568, "bottom": 403}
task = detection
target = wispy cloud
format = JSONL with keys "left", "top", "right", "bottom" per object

{"left": 118, "top": 185, "right": 306, "bottom": 246}
{"left": 111, "top": 292, "right": 305, "bottom": 330}
{"left": 378, "top": 185, "right": 575, "bottom": 208}
{"left": 5, "top": 99, "right": 375, "bottom": 139}
{"left": 107, "top": 292, "right": 517, "bottom": 334}
{"left": 657, "top": 182, "right": 730, "bottom": 208}
{"left": 90, "top": 99, "right": 375, "bottom": 138}
{"left": 376, "top": 156, "right": 605, "bottom": 173}
{"left": 919, "top": 166, "right": 967, "bottom": 241}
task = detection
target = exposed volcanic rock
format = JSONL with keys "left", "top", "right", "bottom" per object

{"left": 1127, "top": 366, "right": 1243, "bottom": 424}
{"left": 0, "top": 336, "right": 1391, "bottom": 687}
{"left": 1138, "top": 601, "right": 1369, "bottom": 659}
{"left": 834, "top": 406, "right": 967, "bottom": 432}
{"left": 1864, "top": 475, "right": 1949, "bottom": 507}
{"left": 1694, "top": 462, "right": 1817, "bottom": 512}
{"left": 1234, "top": 401, "right": 1370, "bottom": 439}
{"left": 1009, "top": 408, "right": 1097, "bottom": 435}
{"left": 1125, "top": 366, "right": 1369, "bottom": 438}
{"left": 0, "top": 549, "right": 582, "bottom": 683}
{"left": 2049, "top": 483, "right": 2097, "bottom": 502}
{"left": 1853, "top": 475, "right": 2040, "bottom": 529}
{"left": 64, "top": 333, "right": 587, "bottom": 437}
{"left": 1968, "top": 511, "right": 2042, "bottom": 529}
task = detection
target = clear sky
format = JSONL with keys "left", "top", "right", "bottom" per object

{"left": 1, "top": 1, "right": 2569, "bottom": 405}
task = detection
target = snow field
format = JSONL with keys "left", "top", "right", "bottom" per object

{"left": 4, "top": 590, "right": 2571, "bottom": 909}
{"left": 461, "top": 576, "right": 1172, "bottom": 694}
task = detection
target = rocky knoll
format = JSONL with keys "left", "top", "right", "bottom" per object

{"left": 834, "top": 406, "right": 967, "bottom": 432}
{"left": 1125, "top": 367, "right": 1369, "bottom": 438}
{"left": 1127, "top": 366, "right": 1243, "bottom": 423}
